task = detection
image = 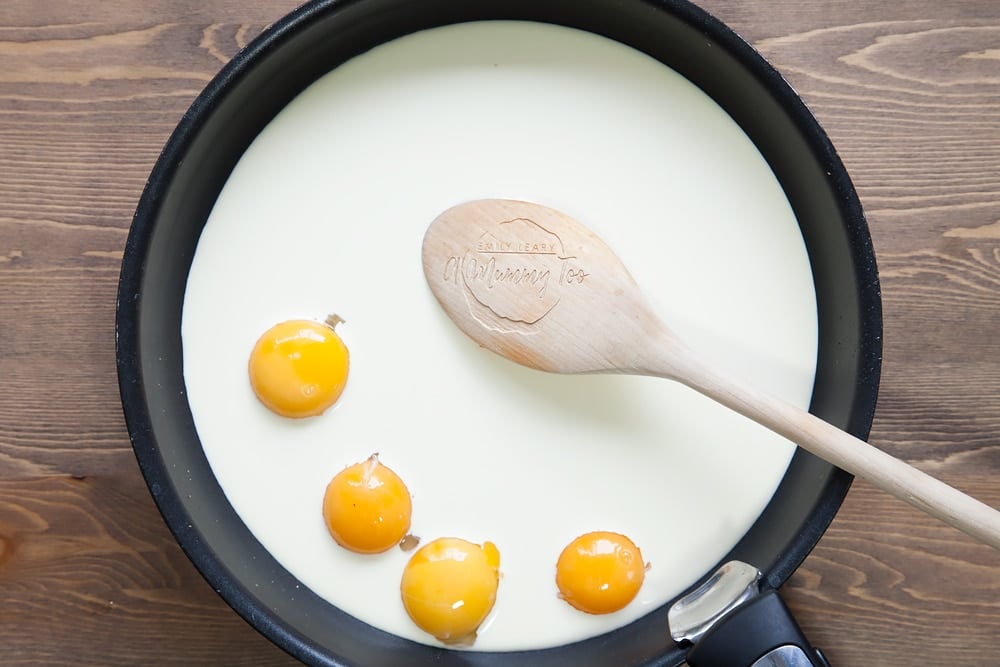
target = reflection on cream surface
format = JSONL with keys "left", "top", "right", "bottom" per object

{"left": 181, "top": 21, "right": 817, "bottom": 651}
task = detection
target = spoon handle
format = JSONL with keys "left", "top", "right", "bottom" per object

{"left": 644, "top": 341, "right": 1000, "bottom": 550}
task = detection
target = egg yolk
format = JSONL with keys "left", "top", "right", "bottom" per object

{"left": 400, "top": 537, "right": 501, "bottom": 645}
{"left": 248, "top": 316, "right": 349, "bottom": 418}
{"left": 322, "top": 454, "right": 412, "bottom": 554}
{"left": 555, "top": 531, "right": 645, "bottom": 615}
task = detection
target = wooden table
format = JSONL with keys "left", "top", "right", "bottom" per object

{"left": 2, "top": 1, "right": 997, "bottom": 664}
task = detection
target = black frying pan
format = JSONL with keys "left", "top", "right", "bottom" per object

{"left": 115, "top": 0, "right": 881, "bottom": 665}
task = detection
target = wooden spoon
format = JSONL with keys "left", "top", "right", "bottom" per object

{"left": 421, "top": 198, "right": 1000, "bottom": 549}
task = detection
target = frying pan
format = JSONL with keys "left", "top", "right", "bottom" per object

{"left": 115, "top": 0, "right": 882, "bottom": 665}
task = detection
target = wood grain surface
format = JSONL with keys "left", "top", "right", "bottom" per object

{"left": 1, "top": 1, "right": 997, "bottom": 665}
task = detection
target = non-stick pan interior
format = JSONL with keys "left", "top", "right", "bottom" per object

{"left": 116, "top": 0, "right": 881, "bottom": 665}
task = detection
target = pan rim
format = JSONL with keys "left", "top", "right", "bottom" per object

{"left": 115, "top": 0, "right": 882, "bottom": 665}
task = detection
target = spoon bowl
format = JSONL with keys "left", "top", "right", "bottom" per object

{"left": 422, "top": 198, "right": 1000, "bottom": 549}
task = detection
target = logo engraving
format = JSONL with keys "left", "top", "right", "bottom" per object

{"left": 442, "top": 217, "right": 590, "bottom": 324}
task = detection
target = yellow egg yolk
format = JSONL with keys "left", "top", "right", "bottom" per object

{"left": 322, "top": 454, "right": 412, "bottom": 554}
{"left": 400, "top": 537, "right": 501, "bottom": 645}
{"left": 248, "top": 316, "right": 349, "bottom": 418}
{"left": 555, "top": 531, "right": 645, "bottom": 615}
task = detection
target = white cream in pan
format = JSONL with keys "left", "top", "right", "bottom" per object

{"left": 182, "top": 21, "right": 817, "bottom": 651}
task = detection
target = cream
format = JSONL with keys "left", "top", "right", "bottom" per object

{"left": 181, "top": 20, "right": 817, "bottom": 651}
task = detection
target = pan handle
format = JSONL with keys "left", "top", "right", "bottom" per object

{"left": 668, "top": 561, "right": 831, "bottom": 667}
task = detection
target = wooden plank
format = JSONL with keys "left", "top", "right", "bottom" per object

{"left": 0, "top": 0, "right": 997, "bottom": 664}
{"left": 0, "top": 476, "right": 296, "bottom": 665}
